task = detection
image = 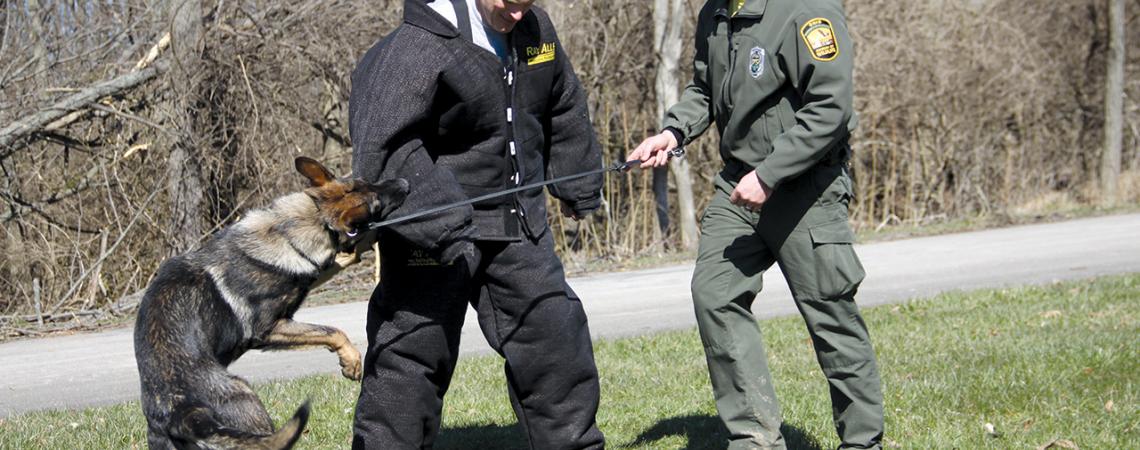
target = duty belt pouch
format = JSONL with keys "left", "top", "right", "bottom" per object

{"left": 824, "top": 139, "right": 852, "bottom": 166}
{"left": 720, "top": 159, "right": 751, "bottom": 182}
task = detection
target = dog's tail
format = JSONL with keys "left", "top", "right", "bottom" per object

{"left": 171, "top": 400, "right": 311, "bottom": 450}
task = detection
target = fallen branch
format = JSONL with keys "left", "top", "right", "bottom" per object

{"left": 135, "top": 32, "right": 171, "bottom": 71}
{"left": 88, "top": 103, "right": 175, "bottom": 136}
{"left": 111, "top": 288, "right": 146, "bottom": 314}
{"left": 0, "top": 61, "right": 167, "bottom": 157}
{"left": 0, "top": 309, "right": 103, "bottom": 324}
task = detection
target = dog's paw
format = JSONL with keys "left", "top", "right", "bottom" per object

{"left": 333, "top": 251, "right": 362, "bottom": 269}
{"left": 338, "top": 346, "right": 363, "bottom": 381}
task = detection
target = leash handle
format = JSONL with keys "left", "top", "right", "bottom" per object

{"left": 618, "top": 146, "right": 686, "bottom": 172}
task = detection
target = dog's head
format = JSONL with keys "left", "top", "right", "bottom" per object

{"left": 294, "top": 157, "right": 409, "bottom": 251}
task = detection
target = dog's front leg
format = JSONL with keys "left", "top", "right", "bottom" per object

{"left": 256, "top": 319, "right": 363, "bottom": 381}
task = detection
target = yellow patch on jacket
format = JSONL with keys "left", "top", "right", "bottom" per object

{"left": 800, "top": 18, "right": 839, "bottom": 62}
{"left": 526, "top": 42, "right": 556, "bottom": 66}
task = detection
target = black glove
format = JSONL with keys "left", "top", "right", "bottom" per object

{"left": 563, "top": 195, "right": 602, "bottom": 219}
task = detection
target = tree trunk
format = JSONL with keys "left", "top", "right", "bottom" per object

{"left": 1, "top": 160, "right": 28, "bottom": 313}
{"left": 1101, "top": 0, "right": 1124, "bottom": 203}
{"left": 654, "top": 0, "right": 698, "bottom": 251}
{"left": 26, "top": 0, "right": 49, "bottom": 80}
{"left": 164, "top": 0, "right": 206, "bottom": 252}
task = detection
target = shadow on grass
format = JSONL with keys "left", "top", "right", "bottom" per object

{"left": 622, "top": 414, "right": 825, "bottom": 450}
{"left": 436, "top": 422, "right": 527, "bottom": 450}
{"left": 434, "top": 415, "right": 824, "bottom": 450}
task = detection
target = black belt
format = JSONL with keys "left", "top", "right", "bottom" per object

{"left": 723, "top": 140, "right": 850, "bottom": 180}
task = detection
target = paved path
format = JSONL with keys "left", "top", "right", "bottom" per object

{"left": 2, "top": 214, "right": 1138, "bottom": 417}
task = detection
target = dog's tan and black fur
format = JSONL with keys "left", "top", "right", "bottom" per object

{"left": 133, "top": 157, "right": 407, "bottom": 449}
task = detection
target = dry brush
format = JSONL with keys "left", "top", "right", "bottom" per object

{"left": 0, "top": 0, "right": 1136, "bottom": 332}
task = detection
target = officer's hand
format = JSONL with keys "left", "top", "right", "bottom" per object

{"left": 626, "top": 131, "right": 678, "bottom": 169}
{"left": 729, "top": 170, "right": 773, "bottom": 211}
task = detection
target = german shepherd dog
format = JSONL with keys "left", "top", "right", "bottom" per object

{"left": 133, "top": 157, "right": 408, "bottom": 449}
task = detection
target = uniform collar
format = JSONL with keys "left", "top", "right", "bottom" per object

{"left": 404, "top": 0, "right": 461, "bottom": 38}
{"left": 726, "top": 0, "right": 767, "bottom": 18}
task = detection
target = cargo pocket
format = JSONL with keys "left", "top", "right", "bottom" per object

{"left": 808, "top": 216, "right": 865, "bottom": 300}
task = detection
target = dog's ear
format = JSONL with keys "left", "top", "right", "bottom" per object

{"left": 295, "top": 157, "right": 336, "bottom": 187}
{"left": 372, "top": 178, "right": 409, "bottom": 218}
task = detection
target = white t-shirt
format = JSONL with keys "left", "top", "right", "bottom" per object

{"left": 427, "top": 0, "right": 509, "bottom": 62}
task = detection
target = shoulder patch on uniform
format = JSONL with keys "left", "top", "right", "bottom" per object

{"left": 800, "top": 18, "right": 839, "bottom": 62}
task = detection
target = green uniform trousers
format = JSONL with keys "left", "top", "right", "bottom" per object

{"left": 691, "top": 162, "right": 884, "bottom": 450}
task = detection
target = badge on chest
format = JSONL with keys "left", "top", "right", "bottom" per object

{"left": 749, "top": 47, "right": 766, "bottom": 78}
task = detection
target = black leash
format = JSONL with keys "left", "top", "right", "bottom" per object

{"left": 366, "top": 149, "right": 682, "bottom": 230}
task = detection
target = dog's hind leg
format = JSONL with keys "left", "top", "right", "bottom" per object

{"left": 254, "top": 319, "right": 362, "bottom": 380}
{"left": 169, "top": 399, "right": 310, "bottom": 450}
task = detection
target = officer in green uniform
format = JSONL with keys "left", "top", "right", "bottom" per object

{"left": 627, "top": 0, "right": 884, "bottom": 448}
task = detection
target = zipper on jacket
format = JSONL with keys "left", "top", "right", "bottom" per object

{"left": 715, "top": 8, "right": 736, "bottom": 111}
{"left": 505, "top": 32, "right": 534, "bottom": 238}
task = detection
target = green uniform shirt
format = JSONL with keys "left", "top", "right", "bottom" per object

{"left": 662, "top": 0, "right": 856, "bottom": 189}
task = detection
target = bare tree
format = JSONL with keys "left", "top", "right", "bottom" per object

{"left": 26, "top": 0, "right": 49, "bottom": 80}
{"left": 654, "top": 0, "right": 698, "bottom": 251}
{"left": 1102, "top": 0, "right": 1124, "bottom": 202}
{"left": 3, "top": 0, "right": 1138, "bottom": 333}
{"left": 163, "top": 0, "right": 206, "bottom": 253}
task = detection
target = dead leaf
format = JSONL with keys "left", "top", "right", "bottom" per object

{"left": 984, "top": 422, "right": 1000, "bottom": 437}
{"left": 123, "top": 143, "right": 150, "bottom": 158}
{"left": 885, "top": 439, "right": 902, "bottom": 449}
{"left": 1036, "top": 438, "right": 1079, "bottom": 450}
{"left": 1105, "top": 400, "right": 1114, "bottom": 412}
{"left": 1041, "top": 310, "right": 1062, "bottom": 319}
{"left": 1022, "top": 418, "right": 1035, "bottom": 431}
{"left": 1082, "top": 367, "right": 1094, "bottom": 375}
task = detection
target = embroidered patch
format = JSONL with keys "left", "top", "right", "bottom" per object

{"left": 800, "top": 18, "right": 839, "bottom": 62}
{"left": 749, "top": 47, "right": 766, "bottom": 78}
{"left": 526, "top": 42, "right": 556, "bottom": 66}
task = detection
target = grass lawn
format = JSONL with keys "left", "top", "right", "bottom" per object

{"left": 2, "top": 274, "right": 1136, "bottom": 449}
